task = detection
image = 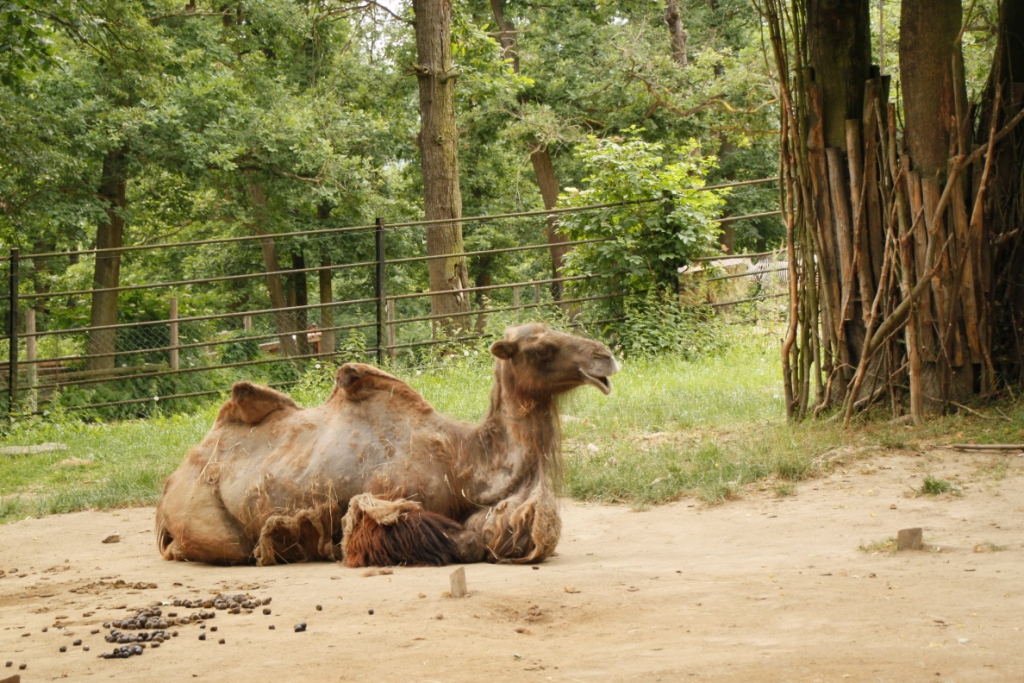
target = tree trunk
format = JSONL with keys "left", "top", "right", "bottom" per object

{"left": 247, "top": 182, "right": 297, "bottom": 357}
{"left": 665, "top": 0, "right": 688, "bottom": 68}
{"left": 900, "top": 0, "right": 971, "bottom": 408}
{"left": 490, "top": 0, "right": 569, "bottom": 298}
{"left": 900, "top": 0, "right": 964, "bottom": 179}
{"left": 530, "top": 146, "right": 569, "bottom": 297}
{"left": 412, "top": 0, "right": 470, "bottom": 334}
{"left": 489, "top": 0, "right": 519, "bottom": 72}
{"left": 983, "top": 0, "right": 1024, "bottom": 388}
{"left": 86, "top": 148, "right": 127, "bottom": 372}
{"left": 806, "top": 0, "right": 872, "bottom": 151}
{"left": 289, "top": 249, "right": 310, "bottom": 356}
{"left": 317, "top": 203, "right": 335, "bottom": 356}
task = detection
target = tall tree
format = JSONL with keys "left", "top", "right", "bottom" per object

{"left": 86, "top": 147, "right": 128, "bottom": 371}
{"left": 489, "top": 0, "right": 569, "bottom": 296}
{"left": 665, "top": 0, "right": 688, "bottom": 68}
{"left": 412, "top": 0, "right": 470, "bottom": 332}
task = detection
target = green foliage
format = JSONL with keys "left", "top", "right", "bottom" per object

{"left": 0, "top": 0, "right": 53, "bottom": 87}
{"left": 559, "top": 132, "right": 725, "bottom": 299}
{"left": 219, "top": 332, "right": 261, "bottom": 365}
{"left": 609, "top": 288, "right": 726, "bottom": 360}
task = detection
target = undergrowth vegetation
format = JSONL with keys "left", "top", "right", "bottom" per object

{"left": 3, "top": 322, "right": 1024, "bottom": 522}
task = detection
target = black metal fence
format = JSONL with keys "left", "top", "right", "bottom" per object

{"left": 0, "top": 178, "right": 782, "bottom": 418}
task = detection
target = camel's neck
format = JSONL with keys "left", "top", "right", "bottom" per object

{"left": 453, "top": 363, "right": 561, "bottom": 507}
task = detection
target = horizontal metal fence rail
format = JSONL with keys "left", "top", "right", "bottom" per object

{"left": 4, "top": 177, "right": 783, "bottom": 417}
{"left": 16, "top": 177, "right": 778, "bottom": 262}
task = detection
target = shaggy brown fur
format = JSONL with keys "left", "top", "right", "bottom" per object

{"left": 341, "top": 494, "right": 472, "bottom": 567}
{"left": 155, "top": 323, "right": 618, "bottom": 567}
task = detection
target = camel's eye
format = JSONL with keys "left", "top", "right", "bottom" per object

{"left": 530, "top": 343, "right": 557, "bottom": 363}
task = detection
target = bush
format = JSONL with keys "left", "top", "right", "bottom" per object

{"left": 606, "top": 288, "right": 727, "bottom": 360}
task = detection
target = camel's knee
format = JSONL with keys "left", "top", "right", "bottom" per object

{"left": 465, "top": 487, "right": 561, "bottom": 564}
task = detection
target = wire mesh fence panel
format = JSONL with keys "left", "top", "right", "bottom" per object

{"left": 2, "top": 179, "right": 782, "bottom": 419}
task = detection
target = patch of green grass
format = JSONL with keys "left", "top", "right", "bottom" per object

{"left": 0, "top": 410, "right": 214, "bottom": 523}
{"left": 859, "top": 537, "right": 897, "bottom": 554}
{"left": 919, "top": 475, "right": 957, "bottom": 496}
{"left": 772, "top": 482, "right": 796, "bottom": 497}
{"left": 775, "top": 457, "right": 810, "bottom": 481}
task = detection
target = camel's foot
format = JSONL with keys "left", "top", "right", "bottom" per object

{"left": 252, "top": 502, "right": 342, "bottom": 566}
{"left": 340, "top": 493, "right": 482, "bottom": 567}
{"left": 465, "top": 481, "right": 561, "bottom": 564}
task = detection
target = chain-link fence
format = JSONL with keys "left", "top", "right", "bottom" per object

{"left": 3, "top": 179, "right": 782, "bottom": 419}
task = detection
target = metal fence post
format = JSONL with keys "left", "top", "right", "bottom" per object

{"left": 375, "top": 218, "right": 386, "bottom": 365}
{"left": 25, "top": 307, "right": 36, "bottom": 413}
{"left": 8, "top": 248, "right": 19, "bottom": 415}
{"left": 169, "top": 297, "right": 179, "bottom": 370}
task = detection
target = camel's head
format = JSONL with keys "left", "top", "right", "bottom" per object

{"left": 489, "top": 323, "right": 619, "bottom": 398}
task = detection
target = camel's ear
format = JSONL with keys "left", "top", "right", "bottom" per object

{"left": 490, "top": 339, "right": 518, "bottom": 360}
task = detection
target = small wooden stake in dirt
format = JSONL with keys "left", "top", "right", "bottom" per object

{"left": 897, "top": 527, "right": 923, "bottom": 551}
{"left": 449, "top": 566, "right": 467, "bottom": 598}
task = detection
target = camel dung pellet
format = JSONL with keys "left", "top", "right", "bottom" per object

{"left": 103, "top": 622, "right": 111, "bottom": 628}
{"left": 19, "top": 664, "right": 27, "bottom": 670}
{"left": 210, "top": 626, "right": 218, "bottom": 632}
{"left": 260, "top": 606, "right": 270, "bottom": 615}
{"left": 268, "top": 625, "right": 275, "bottom": 630}
{"left": 151, "top": 643, "right": 159, "bottom": 648}
{"left": 5, "top": 660, "right": 11, "bottom": 667}
{"left": 368, "top": 609, "right": 374, "bottom": 615}
{"left": 172, "top": 599, "right": 182, "bottom": 607}
{"left": 59, "top": 646, "right": 67, "bottom": 652}
{"left": 91, "top": 629, "right": 100, "bottom": 635}
{"left": 42, "top": 626, "right": 48, "bottom": 632}
{"left": 83, "top": 646, "right": 90, "bottom": 652}
{"left": 316, "top": 604, "right": 322, "bottom": 611}
{"left": 218, "top": 638, "right": 225, "bottom": 644}
{"left": 230, "top": 606, "right": 240, "bottom": 614}
{"left": 172, "top": 631, "right": 178, "bottom": 637}
{"left": 167, "top": 612, "right": 177, "bottom": 617}
{"left": 262, "top": 597, "right": 272, "bottom": 606}
{"left": 198, "top": 633, "right": 206, "bottom": 641}
{"left": 200, "top": 624, "right": 206, "bottom": 629}
{"left": 73, "top": 639, "right": 82, "bottom": 646}
{"left": 294, "top": 623, "right": 306, "bottom": 632}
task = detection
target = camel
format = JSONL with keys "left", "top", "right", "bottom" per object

{"left": 155, "top": 323, "right": 618, "bottom": 567}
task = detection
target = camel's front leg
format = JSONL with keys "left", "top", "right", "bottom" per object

{"left": 464, "top": 478, "right": 561, "bottom": 564}
{"left": 155, "top": 463, "right": 254, "bottom": 565}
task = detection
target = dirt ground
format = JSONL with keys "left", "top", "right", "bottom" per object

{"left": 1, "top": 448, "right": 1023, "bottom": 683}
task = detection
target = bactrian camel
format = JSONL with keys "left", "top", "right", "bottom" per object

{"left": 155, "top": 323, "right": 618, "bottom": 566}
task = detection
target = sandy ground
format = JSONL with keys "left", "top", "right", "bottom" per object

{"left": 1, "top": 448, "right": 1023, "bottom": 683}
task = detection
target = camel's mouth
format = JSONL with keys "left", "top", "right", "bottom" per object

{"left": 580, "top": 369, "right": 613, "bottom": 395}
